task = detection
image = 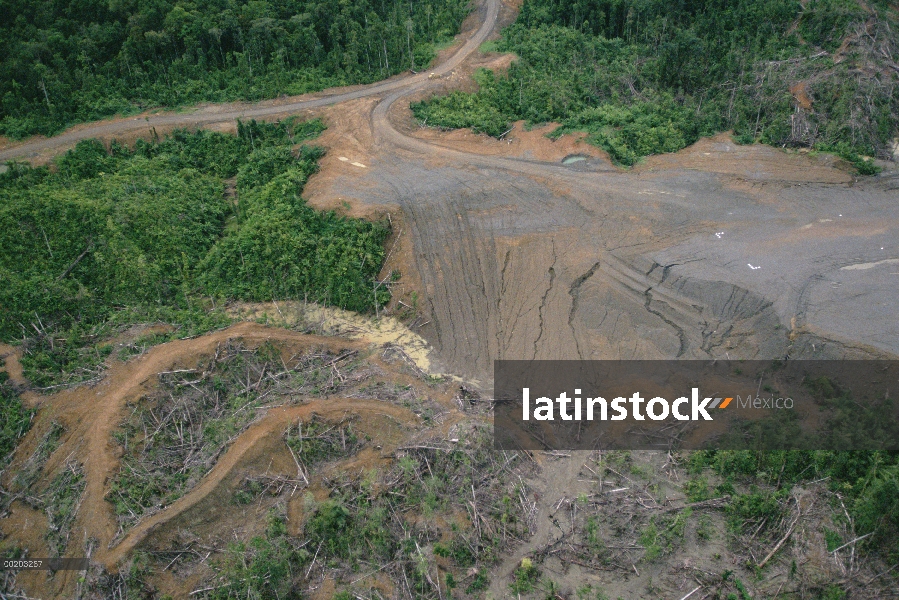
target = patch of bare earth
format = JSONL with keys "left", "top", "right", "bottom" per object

{"left": 0, "top": 321, "right": 467, "bottom": 598}
{"left": 634, "top": 132, "right": 854, "bottom": 184}
{"left": 410, "top": 120, "right": 610, "bottom": 163}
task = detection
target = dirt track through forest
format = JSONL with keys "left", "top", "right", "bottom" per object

{"left": 0, "top": 0, "right": 499, "bottom": 165}
{"left": 102, "top": 397, "right": 423, "bottom": 569}
{"left": 3, "top": 0, "right": 895, "bottom": 380}
{"left": 1, "top": 322, "right": 444, "bottom": 596}
{"left": 2, "top": 0, "right": 899, "bottom": 595}
{"left": 29, "top": 324, "right": 366, "bottom": 563}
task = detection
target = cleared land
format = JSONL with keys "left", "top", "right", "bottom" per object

{"left": 1, "top": 0, "right": 898, "bottom": 598}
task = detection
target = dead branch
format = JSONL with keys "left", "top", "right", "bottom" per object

{"left": 830, "top": 531, "right": 875, "bottom": 554}
{"left": 758, "top": 497, "right": 801, "bottom": 568}
{"left": 656, "top": 496, "right": 731, "bottom": 513}
{"left": 56, "top": 239, "right": 94, "bottom": 280}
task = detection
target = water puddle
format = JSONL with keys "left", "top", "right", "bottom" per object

{"left": 561, "top": 154, "right": 588, "bottom": 165}
{"left": 840, "top": 258, "right": 899, "bottom": 271}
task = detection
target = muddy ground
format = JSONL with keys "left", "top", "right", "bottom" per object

{"left": 2, "top": 0, "right": 895, "bottom": 378}
{"left": 1, "top": 0, "right": 898, "bottom": 597}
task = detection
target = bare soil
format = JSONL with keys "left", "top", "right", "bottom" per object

{"left": 2, "top": 0, "right": 898, "bottom": 597}
{"left": 0, "top": 343, "right": 28, "bottom": 389}
{"left": 0, "top": 322, "right": 462, "bottom": 598}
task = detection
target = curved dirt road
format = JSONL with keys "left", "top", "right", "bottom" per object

{"left": 2, "top": 0, "right": 898, "bottom": 381}
{"left": 101, "top": 398, "right": 423, "bottom": 569}
{"left": 0, "top": 321, "right": 464, "bottom": 596}
{"left": 0, "top": 0, "right": 500, "bottom": 164}
{"left": 36, "top": 324, "right": 366, "bottom": 564}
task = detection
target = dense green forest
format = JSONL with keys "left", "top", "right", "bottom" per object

{"left": 0, "top": 0, "right": 470, "bottom": 138}
{"left": 0, "top": 118, "right": 391, "bottom": 387}
{"left": 414, "top": 0, "right": 899, "bottom": 169}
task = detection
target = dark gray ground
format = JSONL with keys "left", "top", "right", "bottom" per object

{"left": 333, "top": 133, "right": 899, "bottom": 380}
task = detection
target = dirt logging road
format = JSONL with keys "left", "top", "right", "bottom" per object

{"left": 1, "top": 1, "right": 899, "bottom": 598}
{"left": 0, "top": 0, "right": 500, "bottom": 165}
{"left": 2, "top": 0, "right": 898, "bottom": 382}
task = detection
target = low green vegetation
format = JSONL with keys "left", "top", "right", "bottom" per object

{"left": 688, "top": 449, "right": 899, "bottom": 560}
{"left": 639, "top": 508, "right": 691, "bottom": 561}
{"left": 9, "top": 421, "right": 64, "bottom": 497}
{"left": 722, "top": 571, "right": 752, "bottom": 600}
{"left": 109, "top": 340, "right": 362, "bottom": 530}
{"left": 284, "top": 415, "right": 361, "bottom": 468}
{"left": 358, "top": 380, "right": 442, "bottom": 424}
{"left": 413, "top": 0, "right": 898, "bottom": 169}
{"left": 0, "top": 547, "right": 28, "bottom": 598}
{"left": 683, "top": 374, "right": 899, "bottom": 561}
{"left": 1, "top": 117, "right": 392, "bottom": 387}
{"left": 534, "top": 440, "right": 897, "bottom": 597}
{"left": 44, "top": 462, "right": 86, "bottom": 557}
{"left": 510, "top": 557, "right": 539, "bottom": 594}
{"left": 82, "top": 551, "right": 161, "bottom": 600}
{"left": 683, "top": 475, "right": 712, "bottom": 502}
{"left": 201, "top": 424, "right": 530, "bottom": 598}
{"left": 235, "top": 416, "right": 364, "bottom": 505}
{"left": 0, "top": 373, "right": 33, "bottom": 470}
{"left": 208, "top": 511, "right": 304, "bottom": 600}
{"left": 0, "top": 417, "right": 84, "bottom": 560}
{"left": 683, "top": 377, "right": 899, "bottom": 560}
{"left": 0, "top": 0, "right": 471, "bottom": 138}
{"left": 576, "top": 585, "right": 611, "bottom": 600}
{"left": 110, "top": 341, "right": 273, "bottom": 530}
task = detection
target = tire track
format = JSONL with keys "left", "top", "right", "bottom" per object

{"left": 567, "top": 261, "right": 600, "bottom": 360}
{"left": 403, "top": 196, "right": 501, "bottom": 377}
{"left": 0, "top": 0, "right": 735, "bottom": 375}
